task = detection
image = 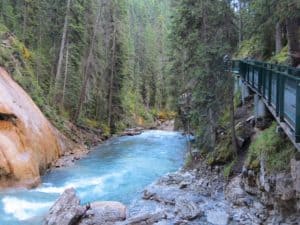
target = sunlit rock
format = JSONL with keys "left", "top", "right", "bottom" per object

{"left": 0, "top": 67, "right": 64, "bottom": 188}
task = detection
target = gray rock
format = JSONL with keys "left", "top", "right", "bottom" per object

{"left": 179, "top": 181, "right": 189, "bottom": 189}
{"left": 275, "top": 173, "right": 295, "bottom": 201}
{"left": 79, "top": 201, "right": 126, "bottom": 225}
{"left": 259, "top": 158, "right": 271, "bottom": 192}
{"left": 225, "top": 176, "right": 247, "bottom": 206}
{"left": 291, "top": 158, "right": 300, "bottom": 193}
{"left": 45, "top": 189, "right": 127, "bottom": 225}
{"left": 119, "top": 211, "right": 166, "bottom": 225}
{"left": 175, "top": 197, "right": 203, "bottom": 220}
{"left": 206, "top": 210, "right": 229, "bottom": 225}
{"left": 153, "top": 220, "right": 170, "bottom": 225}
{"left": 44, "top": 188, "right": 86, "bottom": 225}
{"left": 157, "top": 173, "right": 185, "bottom": 186}
{"left": 143, "top": 185, "right": 180, "bottom": 205}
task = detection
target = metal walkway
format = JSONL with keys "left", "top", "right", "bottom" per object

{"left": 232, "top": 60, "right": 300, "bottom": 150}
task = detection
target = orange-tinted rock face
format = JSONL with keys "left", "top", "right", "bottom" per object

{"left": 0, "top": 67, "right": 62, "bottom": 188}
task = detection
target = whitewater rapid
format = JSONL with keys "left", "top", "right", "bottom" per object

{"left": 0, "top": 130, "right": 187, "bottom": 225}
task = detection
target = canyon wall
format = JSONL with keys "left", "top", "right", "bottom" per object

{"left": 0, "top": 67, "right": 64, "bottom": 188}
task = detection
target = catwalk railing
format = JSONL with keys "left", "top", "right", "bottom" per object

{"left": 231, "top": 60, "right": 300, "bottom": 142}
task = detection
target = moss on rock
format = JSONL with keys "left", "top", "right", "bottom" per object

{"left": 207, "top": 133, "right": 235, "bottom": 166}
{"left": 246, "top": 123, "right": 295, "bottom": 172}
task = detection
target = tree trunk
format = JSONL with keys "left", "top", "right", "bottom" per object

{"left": 53, "top": 0, "right": 71, "bottom": 101}
{"left": 186, "top": 120, "right": 193, "bottom": 159}
{"left": 208, "top": 108, "right": 216, "bottom": 150}
{"left": 238, "top": 0, "right": 243, "bottom": 45}
{"left": 35, "top": 0, "right": 42, "bottom": 84}
{"left": 230, "top": 78, "right": 238, "bottom": 155}
{"left": 62, "top": 42, "right": 69, "bottom": 109}
{"left": 275, "top": 22, "right": 283, "bottom": 54}
{"left": 22, "top": 1, "right": 28, "bottom": 42}
{"left": 286, "top": 18, "right": 300, "bottom": 67}
{"left": 107, "top": 15, "right": 117, "bottom": 129}
{"left": 73, "top": 7, "right": 101, "bottom": 122}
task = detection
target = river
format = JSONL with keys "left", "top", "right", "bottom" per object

{"left": 0, "top": 130, "right": 187, "bottom": 225}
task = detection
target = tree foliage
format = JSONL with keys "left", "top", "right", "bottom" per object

{"left": 169, "top": 0, "right": 237, "bottom": 150}
{"left": 0, "top": 0, "right": 171, "bottom": 133}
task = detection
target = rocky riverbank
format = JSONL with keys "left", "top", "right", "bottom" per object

{"left": 123, "top": 163, "right": 269, "bottom": 225}
{"left": 45, "top": 160, "right": 294, "bottom": 225}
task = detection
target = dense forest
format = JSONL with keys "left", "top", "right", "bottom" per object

{"left": 169, "top": 0, "right": 299, "bottom": 159}
{"left": 0, "top": 0, "right": 171, "bottom": 136}
{"left": 0, "top": 0, "right": 299, "bottom": 139}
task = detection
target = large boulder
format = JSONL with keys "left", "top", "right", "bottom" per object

{"left": 79, "top": 201, "right": 126, "bottom": 225}
{"left": 225, "top": 176, "right": 249, "bottom": 206}
{"left": 175, "top": 196, "right": 203, "bottom": 220}
{"left": 44, "top": 188, "right": 86, "bottom": 225}
{"left": 44, "top": 189, "right": 127, "bottom": 225}
{"left": 0, "top": 67, "right": 64, "bottom": 188}
{"left": 275, "top": 173, "right": 295, "bottom": 201}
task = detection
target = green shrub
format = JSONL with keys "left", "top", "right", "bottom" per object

{"left": 219, "top": 107, "right": 230, "bottom": 127}
{"left": 234, "top": 90, "right": 242, "bottom": 108}
{"left": 206, "top": 134, "right": 235, "bottom": 166}
{"left": 234, "top": 37, "right": 262, "bottom": 59}
{"left": 224, "top": 159, "right": 236, "bottom": 179}
{"left": 100, "top": 123, "right": 111, "bottom": 137}
{"left": 246, "top": 123, "right": 295, "bottom": 172}
{"left": 269, "top": 46, "right": 288, "bottom": 64}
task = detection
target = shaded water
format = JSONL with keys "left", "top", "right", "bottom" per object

{"left": 0, "top": 130, "right": 187, "bottom": 225}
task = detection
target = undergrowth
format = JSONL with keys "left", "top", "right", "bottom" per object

{"left": 223, "top": 159, "right": 236, "bottom": 179}
{"left": 246, "top": 123, "right": 295, "bottom": 172}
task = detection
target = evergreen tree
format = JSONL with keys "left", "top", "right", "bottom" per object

{"left": 169, "top": 0, "right": 237, "bottom": 150}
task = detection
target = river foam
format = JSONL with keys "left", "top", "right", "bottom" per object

{"left": 2, "top": 197, "right": 52, "bottom": 220}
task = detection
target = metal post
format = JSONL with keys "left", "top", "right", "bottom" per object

{"left": 247, "top": 64, "right": 249, "bottom": 82}
{"left": 260, "top": 67, "right": 264, "bottom": 95}
{"left": 268, "top": 70, "right": 272, "bottom": 106}
{"left": 252, "top": 66, "right": 254, "bottom": 86}
{"left": 276, "top": 73, "right": 280, "bottom": 116}
{"left": 279, "top": 76, "right": 285, "bottom": 122}
{"left": 295, "top": 81, "right": 300, "bottom": 142}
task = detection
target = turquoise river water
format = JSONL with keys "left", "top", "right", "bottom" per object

{"left": 0, "top": 130, "right": 187, "bottom": 225}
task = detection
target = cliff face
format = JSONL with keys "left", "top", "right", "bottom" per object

{"left": 241, "top": 157, "right": 300, "bottom": 221}
{"left": 0, "top": 67, "right": 62, "bottom": 188}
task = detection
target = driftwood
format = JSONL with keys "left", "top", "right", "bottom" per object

{"left": 121, "top": 127, "right": 144, "bottom": 136}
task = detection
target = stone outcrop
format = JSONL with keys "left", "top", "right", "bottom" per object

{"left": 225, "top": 176, "right": 249, "bottom": 207}
{"left": 0, "top": 67, "right": 67, "bottom": 188}
{"left": 79, "top": 201, "right": 126, "bottom": 225}
{"left": 124, "top": 165, "right": 266, "bottom": 225}
{"left": 44, "top": 188, "right": 86, "bottom": 225}
{"left": 241, "top": 156, "right": 300, "bottom": 223}
{"left": 175, "top": 196, "right": 203, "bottom": 220}
{"left": 291, "top": 158, "right": 300, "bottom": 193}
{"left": 44, "top": 188, "right": 127, "bottom": 225}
